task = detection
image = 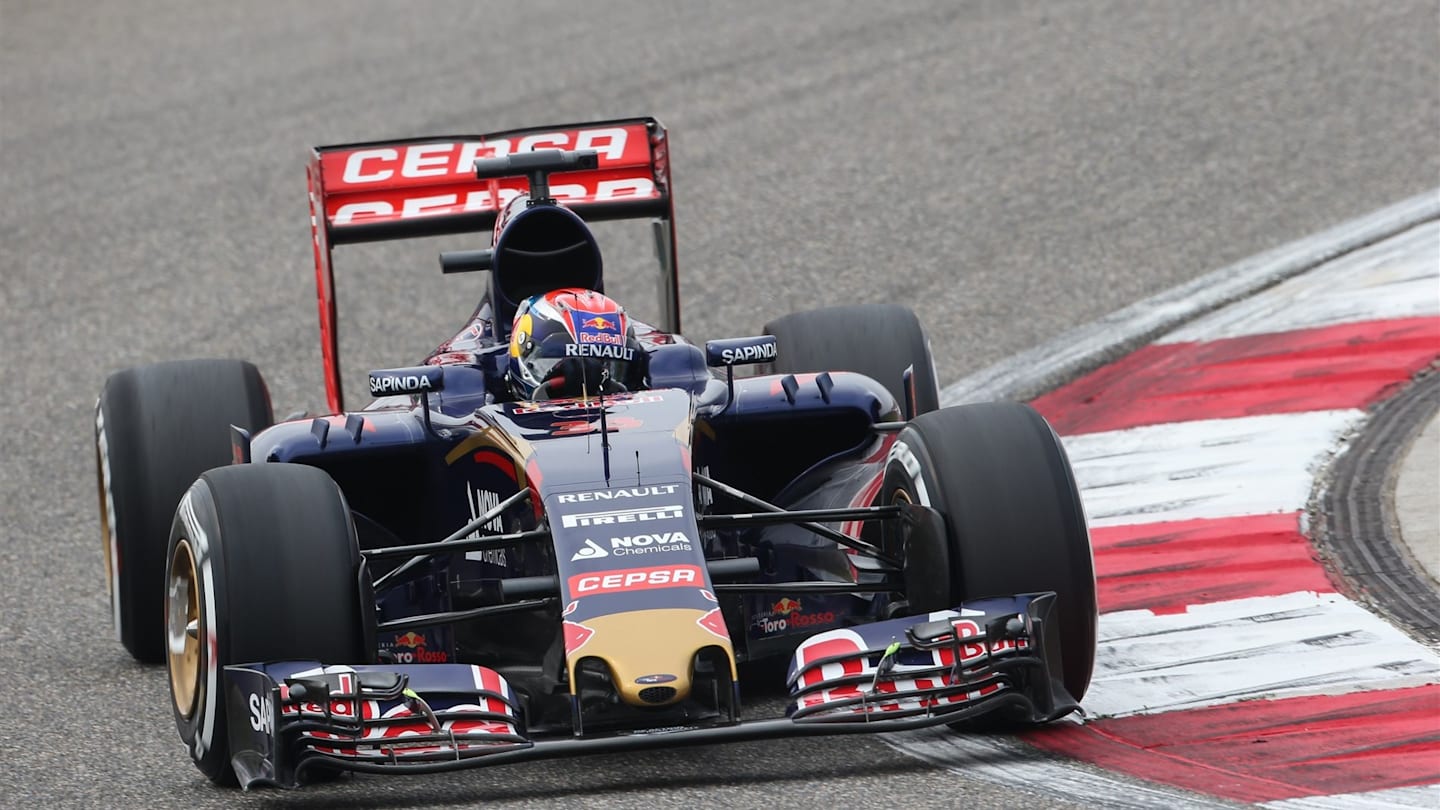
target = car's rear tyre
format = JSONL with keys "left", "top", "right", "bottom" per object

{"left": 166, "top": 463, "right": 367, "bottom": 784}
{"left": 881, "top": 402, "right": 1096, "bottom": 705}
{"left": 95, "top": 359, "right": 272, "bottom": 663}
{"left": 764, "top": 304, "right": 940, "bottom": 415}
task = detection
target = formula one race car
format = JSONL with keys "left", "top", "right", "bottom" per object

{"left": 93, "top": 117, "right": 1096, "bottom": 788}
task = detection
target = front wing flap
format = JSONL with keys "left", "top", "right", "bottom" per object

{"left": 787, "top": 592, "right": 1077, "bottom": 724}
{"left": 225, "top": 593, "right": 1076, "bottom": 789}
{"left": 225, "top": 661, "right": 525, "bottom": 789}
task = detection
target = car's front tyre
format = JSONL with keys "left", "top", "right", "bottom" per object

{"left": 166, "top": 463, "right": 368, "bottom": 784}
{"left": 880, "top": 402, "right": 1096, "bottom": 706}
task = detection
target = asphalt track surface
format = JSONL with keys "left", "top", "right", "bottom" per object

{"left": 2, "top": 1, "right": 1437, "bottom": 807}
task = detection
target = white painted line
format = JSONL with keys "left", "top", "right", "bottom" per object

{"left": 1260, "top": 784, "right": 1440, "bottom": 810}
{"left": 1063, "top": 410, "right": 1365, "bottom": 527}
{"left": 1085, "top": 591, "right": 1440, "bottom": 718}
{"left": 1161, "top": 220, "right": 1440, "bottom": 343}
{"left": 942, "top": 188, "right": 1440, "bottom": 406}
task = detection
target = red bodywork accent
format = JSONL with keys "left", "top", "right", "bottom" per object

{"left": 566, "top": 564, "right": 705, "bottom": 598}
{"left": 471, "top": 447, "right": 520, "bottom": 483}
{"left": 563, "top": 620, "right": 595, "bottom": 655}
{"left": 318, "top": 126, "right": 657, "bottom": 230}
{"left": 794, "top": 636, "right": 865, "bottom": 692}
{"left": 696, "top": 608, "right": 729, "bottom": 640}
{"left": 307, "top": 155, "right": 343, "bottom": 414}
{"left": 652, "top": 124, "right": 681, "bottom": 334}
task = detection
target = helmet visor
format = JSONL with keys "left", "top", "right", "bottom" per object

{"left": 524, "top": 333, "right": 636, "bottom": 398}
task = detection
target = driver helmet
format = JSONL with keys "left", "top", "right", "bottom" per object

{"left": 508, "top": 288, "right": 647, "bottom": 400}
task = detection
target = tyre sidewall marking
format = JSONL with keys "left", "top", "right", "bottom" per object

{"left": 886, "top": 430, "right": 955, "bottom": 608}
{"left": 887, "top": 438, "right": 931, "bottom": 507}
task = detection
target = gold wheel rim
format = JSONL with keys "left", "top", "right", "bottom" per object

{"left": 167, "top": 538, "right": 201, "bottom": 719}
{"left": 884, "top": 489, "right": 914, "bottom": 563}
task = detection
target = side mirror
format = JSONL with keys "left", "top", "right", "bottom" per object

{"left": 368, "top": 366, "right": 445, "bottom": 396}
{"left": 704, "top": 335, "right": 778, "bottom": 368}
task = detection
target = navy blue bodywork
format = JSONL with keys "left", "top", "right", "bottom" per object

{"left": 248, "top": 326, "right": 904, "bottom": 668}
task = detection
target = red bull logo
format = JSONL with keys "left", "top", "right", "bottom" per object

{"left": 753, "top": 598, "right": 835, "bottom": 636}
{"left": 389, "top": 631, "right": 449, "bottom": 663}
{"left": 772, "top": 598, "right": 802, "bottom": 615}
{"left": 580, "top": 316, "right": 613, "bottom": 330}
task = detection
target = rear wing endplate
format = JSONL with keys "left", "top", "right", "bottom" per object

{"left": 306, "top": 117, "right": 680, "bottom": 413}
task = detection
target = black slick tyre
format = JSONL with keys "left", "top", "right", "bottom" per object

{"left": 764, "top": 304, "right": 941, "bottom": 415}
{"left": 95, "top": 359, "right": 272, "bottom": 663}
{"left": 881, "top": 402, "right": 1096, "bottom": 705}
{"left": 166, "top": 463, "right": 367, "bottom": 785}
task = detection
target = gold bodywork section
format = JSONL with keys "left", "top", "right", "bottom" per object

{"left": 444, "top": 422, "right": 534, "bottom": 475}
{"left": 576, "top": 609, "right": 736, "bottom": 707}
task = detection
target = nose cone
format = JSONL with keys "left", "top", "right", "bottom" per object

{"left": 577, "top": 609, "right": 734, "bottom": 707}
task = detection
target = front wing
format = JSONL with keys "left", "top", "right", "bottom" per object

{"left": 225, "top": 593, "right": 1076, "bottom": 789}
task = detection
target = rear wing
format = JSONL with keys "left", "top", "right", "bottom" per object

{"left": 306, "top": 117, "right": 680, "bottom": 413}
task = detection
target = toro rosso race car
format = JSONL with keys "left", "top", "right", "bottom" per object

{"left": 93, "top": 117, "right": 1097, "bottom": 788}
